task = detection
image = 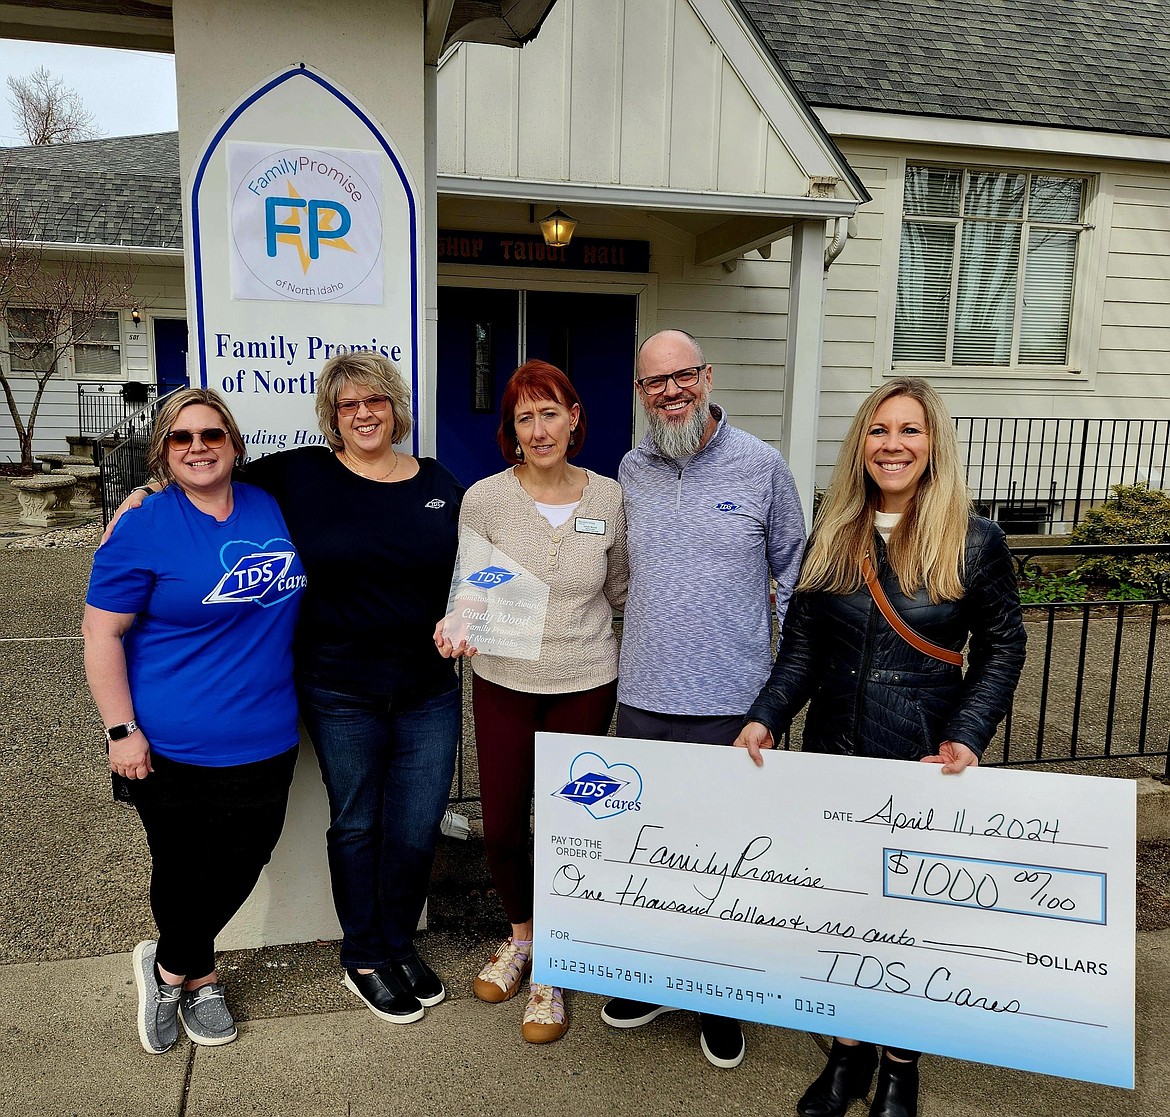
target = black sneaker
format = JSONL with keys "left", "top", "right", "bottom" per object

{"left": 343, "top": 968, "right": 424, "bottom": 1024}
{"left": 699, "top": 1013, "right": 745, "bottom": 1069}
{"left": 385, "top": 952, "right": 445, "bottom": 1007}
{"left": 600, "top": 998, "right": 680, "bottom": 1029}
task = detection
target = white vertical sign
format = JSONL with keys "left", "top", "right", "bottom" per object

{"left": 189, "top": 66, "right": 421, "bottom": 456}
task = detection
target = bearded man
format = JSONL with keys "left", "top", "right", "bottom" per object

{"left": 601, "top": 327, "right": 806, "bottom": 1069}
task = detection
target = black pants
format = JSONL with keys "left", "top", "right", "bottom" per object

{"left": 128, "top": 746, "right": 297, "bottom": 979}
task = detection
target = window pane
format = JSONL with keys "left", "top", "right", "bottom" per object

{"left": 902, "top": 165, "right": 961, "bottom": 217}
{"left": 1019, "top": 229, "right": 1077, "bottom": 364}
{"left": 6, "top": 309, "right": 56, "bottom": 373}
{"left": 1029, "top": 176, "right": 1083, "bottom": 222}
{"left": 75, "top": 343, "right": 121, "bottom": 377}
{"left": 964, "top": 171, "right": 1026, "bottom": 220}
{"left": 80, "top": 312, "right": 121, "bottom": 345}
{"left": 953, "top": 220, "right": 1021, "bottom": 365}
{"left": 893, "top": 222, "right": 955, "bottom": 361}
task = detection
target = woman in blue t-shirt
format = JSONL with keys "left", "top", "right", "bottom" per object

{"left": 84, "top": 388, "right": 304, "bottom": 1056}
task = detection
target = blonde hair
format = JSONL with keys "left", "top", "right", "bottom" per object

{"left": 798, "top": 377, "right": 971, "bottom": 602}
{"left": 314, "top": 351, "right": 413, "bottom": 450}
{"left": 147, "top": 388, "right": 246, "bottom": 486}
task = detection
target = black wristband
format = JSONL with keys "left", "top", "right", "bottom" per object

{"left": 133, "top": 485, "right": 154, "bottom": 497}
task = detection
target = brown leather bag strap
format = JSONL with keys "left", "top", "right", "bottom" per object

{"left": 861, "top": 553, "right": 964, "bottom": 667}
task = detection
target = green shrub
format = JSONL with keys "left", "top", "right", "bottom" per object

{"left": 1018, "top": 571, "right": 1086, "bottom": 604}
{"left": 1070, "top": 483, "right": 1170, "bottom": 593}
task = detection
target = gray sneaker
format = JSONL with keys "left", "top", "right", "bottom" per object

{"left": 179, "top": 983, "right": 238, "bottom": 1046}
{"left": 132, "top": 940, "right": 181, "bottom": 1054}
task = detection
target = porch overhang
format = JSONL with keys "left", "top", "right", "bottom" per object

{"left": 0, "top": 0, "right": 561, "bottom": 55}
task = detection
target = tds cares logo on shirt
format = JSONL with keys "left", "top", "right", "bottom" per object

{"left": 228, "top": 141, "right": 384, "bottom": 304}
{"left": 203, "top": 540, "right": 306, "bottom": 606}
{"left": 551, "top": 752, "right": 643, "bottom": 820}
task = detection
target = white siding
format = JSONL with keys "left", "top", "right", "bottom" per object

{"left": 437, "top": 0, "right": 847, "bottom": 198}
{"left": 0, "top": 265, "right": 185, "bottom": 462}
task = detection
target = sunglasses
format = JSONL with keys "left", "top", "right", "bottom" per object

{"left": 166, "top": 427, "right": 228, "bottom": 449}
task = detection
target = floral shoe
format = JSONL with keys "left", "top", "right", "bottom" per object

{"left": 521, "top": 982, "right": 567, "bottom": 1044}
{"left": 472, "top": 938, "right": 531, "bottom": 1003}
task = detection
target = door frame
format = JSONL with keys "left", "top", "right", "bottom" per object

{"left": 431, "top": 268, "right": 658, "bottom": 456}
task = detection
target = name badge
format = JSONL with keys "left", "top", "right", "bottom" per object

{"left": 575, "top": 517, "right": 606, "bottom": 535}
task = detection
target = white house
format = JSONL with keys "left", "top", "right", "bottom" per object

{"left": 3, "top": 0, "right": 1168, "bottom": 525}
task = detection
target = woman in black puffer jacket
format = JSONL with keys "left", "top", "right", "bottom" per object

{"left": 734, "top": 377, "right": 1025, "bottom": 1117}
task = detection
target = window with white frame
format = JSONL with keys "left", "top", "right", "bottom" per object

{"left": 3, "top": 308, "right": 124, "bottom": 378}
{"left": 5, "top": 307, "right": 58, "bottom": 375}
{"left": 893, "top": 165, "right": 1089, "bottom": 370}
{"left": 73, "top": 311, "right": 123, "bottom": 378}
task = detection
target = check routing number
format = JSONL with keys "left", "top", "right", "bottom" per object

{"left": 532, "top": 733, "right": 1136, "bottom": 1089}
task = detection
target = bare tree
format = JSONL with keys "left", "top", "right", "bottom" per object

{"left": 0, "top": 173, "right": 136, "bottom": 470}
{"left": 7, "top": 66, "right": 102, "bottom": 146}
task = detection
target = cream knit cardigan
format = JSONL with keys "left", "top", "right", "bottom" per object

{"left": 461, "top": 467, "right": 628, "bottom": 695}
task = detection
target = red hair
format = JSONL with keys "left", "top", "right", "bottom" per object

{"left": 496, "top": 360, "right": 587, "bottom": 464}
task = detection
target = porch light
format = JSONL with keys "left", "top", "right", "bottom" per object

{"left": 131, "top": 307, "right": 141, "bottom": 326}
{"left": 539, "top": 208, "right": 577, "bottom": 248}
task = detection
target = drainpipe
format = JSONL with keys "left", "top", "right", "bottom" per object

{"left": 824, "top": 215, "right": 850, "bottom": 271}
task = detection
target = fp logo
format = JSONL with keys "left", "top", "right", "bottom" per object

{"left": 552, "top": 752, "right": 644, "bottom": 820}
{"left": 229, "top": 142, "right": 383, "bottom": 304}
{"left": 464, "top": 565, "right": 517, "bottom": 588}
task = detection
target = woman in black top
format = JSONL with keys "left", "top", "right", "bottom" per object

{"left": 121, "top": 352, "right": 462, "bottom": 1025}
{"left": 734, "top": 377, "right": 1025, "bottom": 1117}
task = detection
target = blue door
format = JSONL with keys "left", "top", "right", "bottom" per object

{"left": 153, "top": 318, "right": 189, "bottom": 396}
{"left": 437, "top": 287, "right": 637, "bottom": 488}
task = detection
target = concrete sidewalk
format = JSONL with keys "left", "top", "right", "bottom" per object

{"left": 1, "top": 486, "right": 1167, "bottom": 1116}
{"left": 2, "top": 928, "right": 1167, "bottom": 1117}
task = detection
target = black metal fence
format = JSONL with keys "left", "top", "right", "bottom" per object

{"left": 955, "top": 417, "right": 1170, "bottom": 533}
{"left": 92, "top": 390, "right": 176, "bottom": 524}
{"left": 985, "top": 544, "right": 1170, "bottom": 777}
{"left": 77, "top": 382, "right": 156, "bottom": 440}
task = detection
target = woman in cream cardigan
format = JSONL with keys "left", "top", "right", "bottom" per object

{"left": 435, "top": 359, "right": 628, "bottom": 1044}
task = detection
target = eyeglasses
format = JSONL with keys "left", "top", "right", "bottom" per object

{"left": 337, "top": 394, "right": 391, "bottom": 415}
{"left": 635, "top": 366, "right": 706, "bottom": 396}
{"left": 167, "top": 427, "right": 227, "bottom": 449}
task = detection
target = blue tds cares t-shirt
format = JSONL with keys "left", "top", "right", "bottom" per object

{"left": 86, "top": 483, "right": 306, "bottom": 766}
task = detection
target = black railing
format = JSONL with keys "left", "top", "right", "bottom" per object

{"left": 985, "top": 544, "right": 1170, "bottom": 777}
{"left": 93, "top": 390, "right": 177, "bottom": 524}
{"left": 78, "top": 382, "right": 156, "bottom": 441}
{"left": 955, "top": 417, "right": 1170, "bottom": 533}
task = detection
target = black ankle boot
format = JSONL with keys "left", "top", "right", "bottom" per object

{"left": 869, "top": 1055, "right": 919, "bottom": 1117}
{"left": 797, "top": 1040, "right": 879, "bottom": 1117}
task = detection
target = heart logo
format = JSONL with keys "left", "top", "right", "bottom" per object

{"left": 563, "top": 751, "right": 643, "bottom": 820}
{"left": 203, "top": 537, "right": 302, "bottom": 608}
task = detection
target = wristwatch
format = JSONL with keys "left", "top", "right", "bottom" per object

{"left": 106, "top": 720, "right": 139, "bottom": 741}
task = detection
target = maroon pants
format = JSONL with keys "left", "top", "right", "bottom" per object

{"left": 472, "top": 673, "right": 617, "bottom": 924}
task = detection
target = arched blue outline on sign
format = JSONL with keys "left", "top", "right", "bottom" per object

{"left": 189, "top": 64, "right": 420, "bottom": 453}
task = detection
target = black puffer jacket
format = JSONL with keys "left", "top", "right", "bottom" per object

{"left": 745, "top": 516, "right": 1026, "bottom": 761}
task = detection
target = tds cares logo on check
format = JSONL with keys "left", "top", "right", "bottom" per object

{"left": 463, "top": 565, "right": 518, "bottom": 589}
{"left": 552, "top": 752, "right": 644, "bottom": 820}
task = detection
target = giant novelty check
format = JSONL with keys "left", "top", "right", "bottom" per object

{"left": 533, "top": 733, "right": 1136, "bottom": 1089}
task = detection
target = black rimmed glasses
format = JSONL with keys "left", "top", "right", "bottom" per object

{"left": 166, "top": 427, "right": 227, "bottom": 449}
{"left": 337, "top": 394, "right": 391, "bottom": 415}
{"left": 635, "top": 365, "right": 707, "bottom": 396}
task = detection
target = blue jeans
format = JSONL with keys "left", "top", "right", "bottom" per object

{"left": 297, "top": 679, "right": 460, "bottom": 968}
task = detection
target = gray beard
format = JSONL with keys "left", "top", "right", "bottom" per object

{"left": 648, "top": 399, "right": 710, "bottom": 459}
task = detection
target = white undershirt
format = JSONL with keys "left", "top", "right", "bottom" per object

{"left": 874, "top": 510, "right": 902, "bottom": 542}
{"left": 535, "top": 499, "right": 580, "bottom": 528}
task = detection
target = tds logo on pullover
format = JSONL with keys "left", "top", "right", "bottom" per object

{"left": 203, "top": 541, "right": 304, "bottom": 605}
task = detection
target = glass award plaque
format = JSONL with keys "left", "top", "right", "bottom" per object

{"left": 443, "top": 530, "right": 550, "bottom": 660}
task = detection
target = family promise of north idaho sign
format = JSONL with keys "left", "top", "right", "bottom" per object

{"left": 189, "top": 65, "right": 420, "bottom": 456}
